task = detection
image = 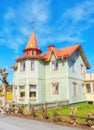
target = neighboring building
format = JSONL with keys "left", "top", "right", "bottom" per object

{"left": 11, "top": 31, "right": 90, "bottom": 105}
{"left": 84, "top": 73, "right": 94, "bottom": 104}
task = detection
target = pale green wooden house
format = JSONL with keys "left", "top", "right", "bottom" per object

{"left": 11, "top": 31, "right": 90, "bottom": 105}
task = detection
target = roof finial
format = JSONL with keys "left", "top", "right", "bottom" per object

{"left": 31, "top": 21, "right": 34, "bottom": 30}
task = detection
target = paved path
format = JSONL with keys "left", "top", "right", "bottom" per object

{"left": 0, "top": 115, "right": 80, "bottom": 130}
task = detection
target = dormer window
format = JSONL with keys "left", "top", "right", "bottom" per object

{"left": 52, "top": 60, "right": 59, "bottom": 71}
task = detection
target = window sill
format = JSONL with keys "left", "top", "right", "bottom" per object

{"left": 29, "top": 97, "right": 36, "bottom": 99}
{"left": 19, "top": 97, "right": 25, "bottom": 99}
{"left": 52, "top": 94, "right": 59, "bottom": 96}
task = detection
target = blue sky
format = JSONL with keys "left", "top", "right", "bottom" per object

{"left": 0, "top": 0, "right": 94, "bottom": 83}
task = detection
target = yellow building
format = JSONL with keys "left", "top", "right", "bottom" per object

{"left": 84, "top": 73, "right": 94, "bottom": 104}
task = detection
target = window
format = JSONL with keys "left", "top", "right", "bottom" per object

{"left": 52, "top": 61, "right": 59, "bottom": 71}
{"left": 31, "top": 50, "right": 34, "bottom": 56}
{"left": 52, "top": 83, "right": 59, "bottom": 95}
{"left": 20, "top": 61, "right": 25, "bottom": 71}
{"left": 29, "top": 85, "right": 36, "bottom": 98}
{"left": 19, "top": 86, "right": 25, "bottom": 98}
{"left": 73, "top": 83, "right": 77, "bottom": 95}
{"left": 71, "top": 60, "right": 76, "bottom": 72}
{"left": 81, "top": 64, "right": 84, "bottom": 74}
{"left": 31, "top": 61, "right": 35, "bottom": 71}
{"left": 86, "top": 83, "right": 91, "bottom": 93}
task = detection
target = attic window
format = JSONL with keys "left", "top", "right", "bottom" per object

{"left": 52, "top": 60, "right": 59, "bottom": 71}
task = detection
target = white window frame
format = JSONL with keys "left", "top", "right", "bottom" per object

{"left": 52, "top": 60, "right": 59, "bottom": 71}
{"left": 52, "top": 83, "right": 59, "bottom": 95}
{"left": 72, "top": 60, "right": 76, "bottom": 72}
{"left": 31, "top": 60, "right": 35, "bottom": 71}
{"left": 81, "top": 64, "right": 84, "bottom": 74}
{"left": 20, "top": 61, "right": 25, "bottom": 71}
{"left": 86, "top": 83, "right": 91, "bottom": 93}
{"left": 72, "top": 82, "right": 77, "bottom": 96}
{"left": 29, "top": 84, "right": 37, "bottom": 98}
{"left": 19, "top": 86, "right": 25, "bottom": 98}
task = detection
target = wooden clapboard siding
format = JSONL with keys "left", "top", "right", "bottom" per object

{"left": 45, "top": 53, "right": 69, "bottom": 103}
{"left": 68, "top": 51, "right": 86, "bottom": 104}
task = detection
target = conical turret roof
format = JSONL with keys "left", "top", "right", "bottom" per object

{"left": 26, "top": 31, "right": 38, "bottom": 49}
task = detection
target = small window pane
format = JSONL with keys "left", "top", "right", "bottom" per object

{"left": 20, "top": 62, "right": 25, "bottom": 71}
{"left": 31, "top": 61, "right": 35, "bottom": 71}
{"left": 19, "top": 86, "right": 25, "bottom": 98}
{"left": 52, "top": 83, "right": 59, "bottom": 94}
{"left": 73, "top": 83, "right": 77, "bottom": 95}
{"left": 52, "top": 61, "right": 58, "bottom": 71}
{"left": 29, "top": 85, "right": 36, "bottom": 98}
{"left": 86, "top": 84, "right": 91, "bottom": 93}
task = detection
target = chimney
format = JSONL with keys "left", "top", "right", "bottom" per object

{"left": 48, "top": 45, "right": 55, "bottom": 51}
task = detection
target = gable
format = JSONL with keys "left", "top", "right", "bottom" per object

{"left": 42, "top": 44, "right": 90, "bottom": 69}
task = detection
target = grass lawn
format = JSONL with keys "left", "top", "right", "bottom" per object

{"left": 47, "top": 103, "right": 94, "bottom": 124}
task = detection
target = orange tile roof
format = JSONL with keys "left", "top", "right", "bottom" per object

{"left": 42, "top": 44, "right": 90, "bottom": 68}
{"left": 26, "top": 31, "right": 38, "bottom": 49}
{"left": 59, "top": 44, "right": 80, "bottom": 58}
{"left": 42, "top": 44, "right": 80, "bottom": 61}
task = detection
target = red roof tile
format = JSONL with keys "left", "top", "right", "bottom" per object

{"left": 42, "top": 44, "right": 80, "bottom": 61}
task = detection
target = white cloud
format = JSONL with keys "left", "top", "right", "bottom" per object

{"left": 1, "top": 0, "right": 94, "bottom": 52}
{"left": 63, "top": 0, "right": 94, "bottom": 23}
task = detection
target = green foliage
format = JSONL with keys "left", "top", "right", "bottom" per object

{"left": 48, "top": 103, "right": 94, "bottom": 123}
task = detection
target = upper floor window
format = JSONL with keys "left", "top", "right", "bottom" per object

{"left": 52, "top": 61, "right": 59, "bottom": 71}
{"left": 81, "top": 64, "right": 84, "bottom": 74}
{"left": 71, "top": 60, "right": 76, "bottom": 72}
{"left": 73, "top": 82, "right": 77, "bottom": 95}
{"left": 20, "top": 61, "right": 25, "bottom": 71}
{"left": 31, "top": 50, "right": 34, "bottom": 56}
{"left": 86, "top": 83, "right": 91, "bottom": 93}
{"left": 19, "top": 86, "right": 25, "bottom": 98}
{"left": 52, "top": 83, "right": 59, "bottom": 95}
{"left": 31, "top": 60, "right": 35, "bottom": 71}
{"left": 29, "top": 85, "right": 36, "bottom": 98}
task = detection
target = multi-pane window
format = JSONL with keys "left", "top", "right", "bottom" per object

{"left": 31, "top": 61, "right": 35, "bottom": 71}
{"left": 19, "top": 86, "right": 25, "bottom": 98}
{"left": 29, "top": 85, "right": 36, "bottom": 98}
{"left": 52, "top": 83, "right": 59, "bottom": 95}
{"left": 86, "top": 83, "right": 91, "bottom": 93}
{"left": 73, "top": 83, "right": 77, "bottom": 95}
{"left": 20, "top": 61, "right": 25, "bottom": 71}
{"left": 52, "top": 61, "right": 59, "bottom": 71}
